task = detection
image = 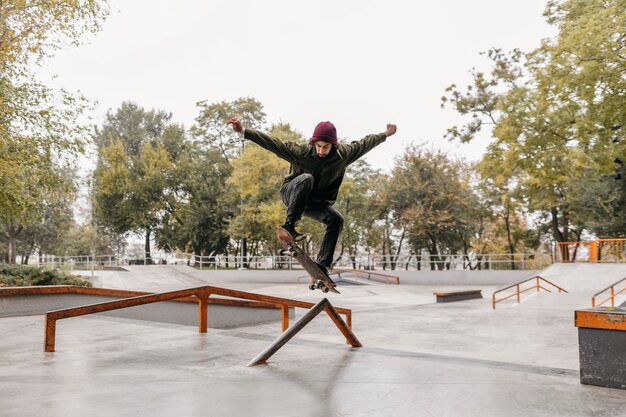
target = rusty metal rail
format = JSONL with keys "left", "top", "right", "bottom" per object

{"left": 0, "top": 285, "right": 284, "bottom": 309}
{"left": 37, "top": 285, "right": 353, "bottom": 352}
{"left": 592, "top": 277, "right": 626, "bottom": 307}
{"left": 492, "top": 276, "right": 568, "bottom": 309}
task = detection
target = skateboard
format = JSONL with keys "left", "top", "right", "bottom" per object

{"left": 276, "top": 227, "right": 340, "bottom": 294}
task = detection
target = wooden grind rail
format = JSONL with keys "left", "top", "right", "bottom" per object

{"left": 492, "top": 276, "right": 568, "bottom": 309}
{"left": 38, "top": 285, "right": 353, "bottom": 352}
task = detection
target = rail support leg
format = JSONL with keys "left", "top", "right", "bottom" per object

{"left": 248, "top": 298, "right": 361, "bottom": 367}
{"left": 44, "top": 315, "right": 56, "bottom": 352}
{"left": 281, "top": 305, "right": 289, "bottom": 332}
{"left": 198, "top": 294, "right": 208, "bottom": 333}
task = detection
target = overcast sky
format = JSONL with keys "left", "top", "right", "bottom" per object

{"left": 38, "top": 0, "right": 556, "bottom": 171}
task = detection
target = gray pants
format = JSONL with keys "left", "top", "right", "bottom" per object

{"left": 280, "top": 174, "right": 344, "bottom": 268}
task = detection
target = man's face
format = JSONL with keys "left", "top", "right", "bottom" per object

{"left": 314, "top": 141, "right": 332, "bottom": 157}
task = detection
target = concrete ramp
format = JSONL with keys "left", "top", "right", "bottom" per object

{"left": 82, "top": 265, "right": 224, "bottom": 292}
{"left": 537, "top": 263, "right": 626, "bottom": 293}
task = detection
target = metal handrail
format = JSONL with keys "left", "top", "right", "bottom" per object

{"left": 334, "top": 268, "right": 400, "bottom": 285}
{"left": 42, "top": 284, "right": 354, "bottom": 352}
{"left": 592, "top": 277, "right": 626, "bottom": 307}
{"left": 492, "top": 276, "right": 568, "bottom": 309}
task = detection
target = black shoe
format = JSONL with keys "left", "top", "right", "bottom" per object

{"left": 315, "top": 263, "right": 337, "bottom": 287}
{"left": 315, "top": 262, "right": 329, "bottom": 275}
{"left": 281, "top": 223, "right": 305, "bottom": 242}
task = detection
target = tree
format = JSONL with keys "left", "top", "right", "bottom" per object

{"left": 191, "top": 97, "right": 266, "bottom": 166}
{"left": 0, "top": 136, "right": 77, "bottom": 263}
{"left": 1, "top": 0, "right": 109, "bottom": 263}
{"left": 568, "top": 163, "right": 626, "bottom": 238}
{"left": 441, "top": 0, "right": 625, "bottom": 256}
{"left": 92, "top": 102, "right": 181, "bottom": 262}
{"left": 155, "top": 144, "right": 231, "bottom": 260}
{"left": 14, "top": 167, "right": 78, "bottom": 263}
{"left": 386, "top": 146, "right": 478, "bottom": 270}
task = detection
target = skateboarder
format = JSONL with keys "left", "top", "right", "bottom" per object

{"left": 227, "top": 118, "right": 397, "bottom": 276}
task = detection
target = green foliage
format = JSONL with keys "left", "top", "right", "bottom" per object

{"left": 156, "top": 146, "right": 231, "bottom": 256}
{"left": 92, "top": 102, "right": 183, "bottom": 257}
{"left": 192, "top": 97, "right": 266, "bottom": 165}
{"left": 0, "top": 264, "right": 92, "bottom": 287}
{"left": 386, "top": 146, "right": 482, "bottom": 268}
{"left": 335, "top": 160, "right": 383, "bottom": 263}
{"left": 442, "top": 0, "right": 625, "bottom": 242}
{"left": 569, "top": 164, "right": 626, "bottom": 238}
{"left": 61, "top": 224, "right": 122, "bottom": 257}
{"left": 1, "top": 1, "right": 109, "bottom": 264}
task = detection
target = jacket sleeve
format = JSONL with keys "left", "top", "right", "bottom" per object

{"left": 340, "top": 133, "right": 387, "bottom": 165}
{"left": 243, "top": 129, "right": 304, "bottom": 163}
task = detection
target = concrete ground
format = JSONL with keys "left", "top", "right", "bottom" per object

{"left": 2, "top": 264, "right": 626, "bottom": 416}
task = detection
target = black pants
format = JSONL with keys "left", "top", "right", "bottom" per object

{"left": 280, "top": 174, "right": 344, "bottom": 268}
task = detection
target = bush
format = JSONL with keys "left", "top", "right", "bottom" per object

{"left": 0, "top": 264, "right": 92, "bottom": 288}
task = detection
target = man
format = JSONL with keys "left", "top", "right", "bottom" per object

{"left": 227, "top": 118, "right": 397, "bottom": 275}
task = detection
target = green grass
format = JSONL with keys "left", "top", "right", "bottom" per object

{"left": 0, "top": 264, "right": 92, "bottom": 288}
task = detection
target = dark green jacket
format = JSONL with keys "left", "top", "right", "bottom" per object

{"left": 244, "top": 128, "right": 387, "bottom": 205}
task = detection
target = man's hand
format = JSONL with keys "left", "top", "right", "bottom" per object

{"left": 227, "top": 118, "right": 244, "bottom": 133}
{"left": 384, "top": 124, "right": 397, "bottom": 137}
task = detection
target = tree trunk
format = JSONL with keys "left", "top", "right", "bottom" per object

{"left": 144, "top": 228, "right": 151, "bottom": 264}
{"left": 551, "top": 206, "right": 570, "bottom": 261}
{"left": 381, "top": 224, "right": 389, "bottom": 271}
{"left": 503, "top": 211, "right": 516, "bottom": 270}
{"left": 242, "top": 237, "right": 248, "bottom": 268}
{"left": 5, "top": 220, "right": 23, "bottom": 265}
{"left": 390, "top": 227, "right": 406, "bottom": 271}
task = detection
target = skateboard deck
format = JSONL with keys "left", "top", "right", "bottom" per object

{"left": 276, "top": 227, "right": 340, "bottom": 294}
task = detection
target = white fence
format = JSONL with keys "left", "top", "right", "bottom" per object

{"left": 33, "top": 252, "right": 553, "bottom": 271}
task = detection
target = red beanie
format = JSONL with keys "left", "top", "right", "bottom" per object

{"left": 309, "top": 121, "right": 338, "bottom": 146}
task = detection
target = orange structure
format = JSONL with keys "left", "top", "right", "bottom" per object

{"left": 556, "top": 238, "right": 626, "bottom": 263}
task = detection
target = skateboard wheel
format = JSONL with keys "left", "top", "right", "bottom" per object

{"left": 322, "top": 287, "right": 330, "bottom": 293}
{"left": 308, "top": 284, "right": 316, "bottom": 290}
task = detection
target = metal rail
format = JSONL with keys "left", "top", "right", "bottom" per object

{"left": 31, "top": 251, "right": 552, "bottom": 271}
{"left": 492, "top": 276, "right": 568, "bottom": 309}
{"left": 0, "top": 285, "right": 282, "bottom": 309}
{"left": 39, "top": 285, "right": 353, "bottom": 352}
{"left": 248, "top": 298, "right": 362, "bottom": 366}
{"left": 334, "top": 269, "right": 400, "bottom": 284}
{"left": 592, "top": 277, "right": 626, "bottom": 307}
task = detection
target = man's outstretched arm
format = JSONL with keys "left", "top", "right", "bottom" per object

{"left": 342, "top": 123, "right": 398, "bottom": 164}
{"left": 226, "top": 118, "right": 302, "bottom": 162}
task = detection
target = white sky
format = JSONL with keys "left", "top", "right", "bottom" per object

{"left": 38, "top": 0, "right": 556, "bottom": 171}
